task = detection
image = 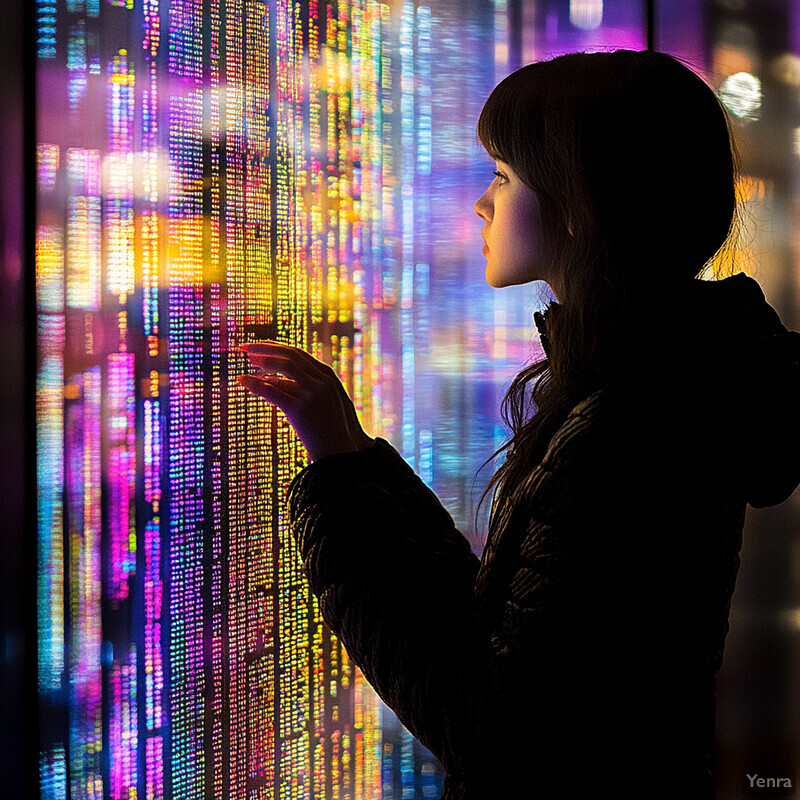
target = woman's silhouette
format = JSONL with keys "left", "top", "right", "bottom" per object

{"left": 239, "top": 50, "right": 800, "bottom": 799}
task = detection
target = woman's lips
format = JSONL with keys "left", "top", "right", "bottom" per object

{"left": 482, "top": 243, "right": 488, "bottom": 254}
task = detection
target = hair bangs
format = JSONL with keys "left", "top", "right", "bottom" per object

{"left": 477, "top": 70, "right": 528, "bottom": 167}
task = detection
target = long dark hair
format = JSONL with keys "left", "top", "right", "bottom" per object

{"left": 476, "top": 49, "right": 742, "bottom": 534}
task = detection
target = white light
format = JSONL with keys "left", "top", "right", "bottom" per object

{"left": 570, "top": 0, "right": 603, "bottom": 31}
{"left": 719, "top": 72, "right": 762, "bottom": 120}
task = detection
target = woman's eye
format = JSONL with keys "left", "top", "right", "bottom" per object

{"left": 492, "top": 170, "right": 507, "bottom": 183}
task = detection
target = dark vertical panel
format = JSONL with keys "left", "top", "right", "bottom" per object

{"left": 0, "top": 0, "right": 36, "bottom": 796}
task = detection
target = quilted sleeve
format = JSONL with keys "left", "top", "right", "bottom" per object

{"left": 286, "top": 393, "right": 607, "bottom": 789}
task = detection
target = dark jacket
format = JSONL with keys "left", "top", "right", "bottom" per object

{"left": 287, "top": 274, "right": 800, "bottom": 799}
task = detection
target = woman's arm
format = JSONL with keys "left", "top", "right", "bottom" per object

{"left": 285, "top": 396, "right": 607, "bottom": 788}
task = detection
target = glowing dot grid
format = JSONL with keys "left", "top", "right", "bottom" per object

{"left": 37, "top": 1, "right": 428, "bottom": 796}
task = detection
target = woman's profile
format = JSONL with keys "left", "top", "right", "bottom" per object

{"left": 238, "top": 50, "right": 800, "bottom": 799}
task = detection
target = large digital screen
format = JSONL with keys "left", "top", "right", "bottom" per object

{"left": 32, "top": 1, "right": 799, "bottom": 798}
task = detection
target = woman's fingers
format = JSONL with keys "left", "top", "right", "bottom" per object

{"left": 243, "top": 340, "right": 320, "bottom": 366}
{"left": 243, "top": 340, "right": 318, "bottom": 367}
{"left": 242, "top": 341, "right": 335, "bottom": 385}
{"left": 244, "top": 353, "right": 319, "bottom": 382}
{"left": 236, "top": 374, "right": 302, "bottom": 408}
{"left": 244, "top": 353, "right": 314, "bottom": 381}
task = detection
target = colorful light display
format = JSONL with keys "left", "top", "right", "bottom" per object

{"left": 37, "top": 1, "right": 448, "bottom": 797}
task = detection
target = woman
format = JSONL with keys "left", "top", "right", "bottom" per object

{"left": 239, "top": 50, "right": 800, "bottom": 798}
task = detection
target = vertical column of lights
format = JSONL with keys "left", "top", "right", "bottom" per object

{"left": 399, "top": 1, "right": 415, "bottom": 468}
{"left": 167, "top": 0, "right": 205, "bottom": 796}
{"left": 143, "top": 517, "right": 164, "bottom": 797}
{"left": 322, "top": 0, "right": 348, "bottom": 405}
{"left": 142, "top": 0, "right": 161, "bottom": 355}
{"left": 223, "top": 0, "right": 246, "bottom": 793}
{"left": 364, "top": 1, "right": 385, "bottom": 448}
{"left": 322, "top": 0, "right": 338, "bottom": 392}
{"left": 349, "top": 1, "right": 367, "bottom": 434}
{"left": 67, "top": 149, "right": 102, "bottom": 309}
{"left": 208, "top": 278, "right": 225, "bottom": 797}
{"left": 206, "top": 0, "right": 226, "bottom": 794}
{"left": 394, "top": 7, "right": 432, "bottom": 794}
{"left": 376, "top": 1, "right": 397, "bottom": 445}
{"left": 65, "top": 145, "right": 104, "bottom": 800}
{"left": 245, "top": 1, "right": 275, "bottom": 794}
{"left": 349, "top": 3, "right": 384, "bottom": 798}
{"left": 107, "top": 348, "right": 138, "bottom": 800}
{"left": 335, "top": 49, "right": 353, "bottom": 744}
{"left": 300, "top": 6, "right": 329, "bottom": 797}
{"left": 415, "top": 4, "right": 433, "bottom": 489}
{"left": 332, "top": 0, "right": 355, "bottom": 457}
{"left": 66, "top": 0, "right": 101, "bottom": 109}
{"left": 67, "top": 18, "right": 87, "bottom": 110}
{"left": 105, "top": 44, "right": 139, "bottom": 800}
{"left": 307, "top": 0, "right": 325, "bottom": 361}
{"left": 37, "top": 0, "right": 57, "bottom": 59}
{"left": 379, "top": 738, "right": 391, "bottom": 799}
{"left": 401, "top": 733, "right": 415, "bottom": 798}
{"left": 222, "top": 0, "right": 273, "bottom": 793}
{"left": 274, "top": 1, "right": 311, "bottom": 796}
{"left": 322, "top": 6, "right": 349, "bottom": 797}
{"left": 328, "top": 631, "right": 341, "bottom": 799}
{"left": 204, "top": 0, "right": 226, "bottom": 793}
{"left": 106, "top": 50, "right": 136, "bottom": 305}
{"left": 140, "top": 2, "right": 165, "bottom": 796}
{"left": 222, "top": 0, "right": 251, "bottom": 795}
{"left": 36, "top": 141, "right": 68, "bottom": 800}
{"left": 493, "top": 0, "right": 509, "bottom": 83}
{"left": 108, "top": 650, "right": 138, "bottom": 800}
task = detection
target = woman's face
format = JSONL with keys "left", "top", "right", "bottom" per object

{"left": 473, "top": 158, "right": 550, "bottom": 292}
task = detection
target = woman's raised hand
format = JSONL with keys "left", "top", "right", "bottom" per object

{"left": 237, "top": 341, "right": 375, "bottom": 463}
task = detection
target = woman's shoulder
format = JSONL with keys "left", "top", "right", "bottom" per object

{"left": 540, "top": 382, "right": 675, "bottom": 482}
{"left": 541, "top": 388, "right": 612, "bottom": 464}
{"left": 551, "top": 388, "right": 608, "bottom": 432}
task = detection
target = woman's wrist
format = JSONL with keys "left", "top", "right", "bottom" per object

{"left": 308, "top": 432, "right": 376, "bottom": 463}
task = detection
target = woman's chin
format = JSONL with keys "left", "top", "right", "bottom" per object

{"left": 485, "top": 272, "right": 505, "bottom": 289}
{"left": 485, "top": 268, "right": 528, "bottom": 289}
{"left": 485, "top": 263, "right": 507, "bottom": 288}
{"left": 486, "top": 263, "right": 549, "bottom": 290}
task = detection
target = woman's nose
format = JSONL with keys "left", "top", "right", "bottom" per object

{"left": 474, "top": 192, "right": 491, "bottom": 221}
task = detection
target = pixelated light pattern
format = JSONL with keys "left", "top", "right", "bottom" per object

{"left": 66, "top": 148, "right": 102, "bottom": 309}
{"left": 37, "top": 0, "right": 58, "bottom": 59}
{"left": 38, "top": 1, "right": 410, "bottom": 797}
{"left": 65, "top": 365, "right": 103, "bottom": 798}
{"left": 33, "top": 0, "right": 651, "bottom": 798}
